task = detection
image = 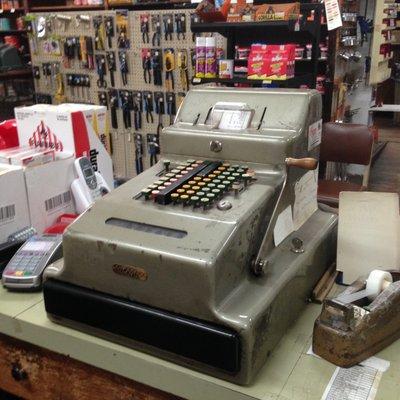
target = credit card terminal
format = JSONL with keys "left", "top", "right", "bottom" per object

{"left": 71, "top": 157, "right": 110, "bottom": 214}
{"left": 2, "top": 234, "right": 63, "bottom": 290}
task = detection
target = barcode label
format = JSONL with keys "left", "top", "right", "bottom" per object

{"left": 45, "top": 191, "right": 72, "bottom": 213}
{"left": 0, "top": 204, "right": 16, "bottom": 223}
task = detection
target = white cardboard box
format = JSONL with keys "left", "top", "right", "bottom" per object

{"left": 14, "top": 104, "right": 113, "bottom": 189}
{"left": 0, "top": 164, "right": 30, "bottom": 244}
{"left": 24, "top": 154, "right": 76, "bottom": 234}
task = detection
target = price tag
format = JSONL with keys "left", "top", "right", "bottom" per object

{"left": 192, "top": 77, "right": 201, "bottom": 83}
{"left": 219, "top": 110, "right": 252, "bottom": 130}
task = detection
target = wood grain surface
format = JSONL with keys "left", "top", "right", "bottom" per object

{"left": 0, "top": 333, "right": 184, "bottom": 400}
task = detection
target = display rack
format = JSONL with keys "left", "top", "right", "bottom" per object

{"left": 190, "top": 3, "right": 323, "bottom": 89}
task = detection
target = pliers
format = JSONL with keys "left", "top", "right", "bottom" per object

{"left": 163, "top": 17, "right": 173, "bottom": 41}
{"left": 144, "top": 94, "right": 154, "bottom": 124}
{"left": 141, "top": 18, "right": 149, "bottom": 43}
{"left": 133, "top": 97, "right": 142, "bottom": 130}
{"left": 119, "top": 51, "right": 128, "bottom": 86}
{"left": 176, "top": 15, "right": 185, "bottom": 40}
{"left": 152, "top": 21, "right": 161, "bottom": 46}
{"left": 142, "top": 53, "right": 151, "bottom": 84}
{"left": 165, "top": 51, "right": 175, "bottom": 91}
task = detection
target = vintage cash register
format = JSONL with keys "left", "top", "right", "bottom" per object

{"left": 43, "top": 88, "right": 337, "bottom": 385}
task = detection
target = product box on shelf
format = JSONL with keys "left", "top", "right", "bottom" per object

{"left": 24, "top": 153, "right": 76, "bottom": 235}
{"left": 0, "top": 146, "right": 55, "bottom": 167}
{"left": 255, "top": 2, "right": 300, "bottom": 21}
{"left": 0, "top": 164, "right": 30, "bottom": 245}
{"left": 247, "top": 44, "right": 295, "bottom": 80}
{"left": 14, "top": 104, "right": 113, "bottom": 189}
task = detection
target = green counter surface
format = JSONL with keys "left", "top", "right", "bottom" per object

{"left": 0, "top": 285, "right": 399, "bottom": 400}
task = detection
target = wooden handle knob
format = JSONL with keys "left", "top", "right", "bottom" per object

{"left": 285, "top": 157, "right": 318, "bottom": 170}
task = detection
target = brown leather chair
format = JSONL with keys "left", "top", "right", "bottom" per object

{"left": 318, "top": 123, "right": 374, "bottom": 207}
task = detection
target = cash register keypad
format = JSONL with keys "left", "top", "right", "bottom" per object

{"left": 140, "top": 160, "right": 255, "bottom": 208}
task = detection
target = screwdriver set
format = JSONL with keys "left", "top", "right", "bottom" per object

{"left": 28, "top": 8, "right": 226, "bottom": 179}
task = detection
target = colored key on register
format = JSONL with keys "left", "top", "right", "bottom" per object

{"left": 141, "top": 160, "right": 252, "bottom": 207}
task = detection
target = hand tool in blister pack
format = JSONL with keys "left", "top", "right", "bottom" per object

{"left": 151, "top": 49, "right": 163, "bottom": 86}
{"left": 166, "top": 92, "right": 176, "bottom": 125}
{"left": 109, "top": 90, "right": 119, "bottom": 130}
{"left": 164, "top": 49, "right": 175, "bottom": 91}
{"left": 33, "top": 66, "right": 40, "bottom": 80}
{"left": 119, "top": 51, "right": 129, "bottom": 86}
{"left": 54, "top": 63, "right": 65, "bottom": 103}
{"left": 105, "top": 16, "right": 115, "bottom": 49}
{"left": 120, "top": 90, "right": 133, "bottom": 131}
{"left": 147, "top": 133, "right": 160, "bottom": 166}
{"left": 133, "top": 91, "right": 143, "bottom": 131}
{"left": 106, "top": 51, "right": 116, "bottom": 88}
{"left": 155, "top": 92, "right": 165, "bottom": 136}
{"left": 42, "top": 63, "right": 52, "bottom": 87}
{"left": 163, "top": 14, "right": 173, "bottom": 41}
{"left": 67, "top": 74, "right": 74, "bottom": 97}
{"left": 144, "top": 91, "right": 154, "bottom": 124}
{"left": 55, "top": 14, "right": 72, "bottom": 31}
{"left": 93, "top": 16, "right": 105, "bottom": 51}
{"left": 175, "top": 13, "right": 186, "bottom": 40}
{"left": 134, "top": 133, "right": 144, "bottom": 175}
{"left": 86, "top": 36, "right": 95, "bottom": 70}
{"left": 142, "top": 49, "right": 152, "bottom": 84}
{"left": 151, "top": 15, "right": 161, "bottom": 47}
{"left": 96, "top": 54, "right": 108, "bottom": 89}
{"left": 177, "top": 49, "right": 189, "bottom": 92}
{"left": 79, "top": 36, "right": 87, "bottom": 69}
{"left": 116, "top": 11, "right": 130, "bottom": 49}
{"left": 140, "top": 14, "right": 150, "bottom": 44}
{"left": 190, "top": 48, "right": 196, "bottom": 77}
{"left": 177, "top": 92, "right": 186, "bottom": 110}
{"left": 63, "top": 37, "right": 75, "bottom": 68}
{"left": 35, "top": 93, "right": 52, "bottom": 104}
{"left": 98, "top": 91, "right": 108, "bottom": 108}
{"left": 190, "top": 13, "right": 200, "bottom": 42}
{"left": 75, "top": 14, "right": 91, "bottom": 30}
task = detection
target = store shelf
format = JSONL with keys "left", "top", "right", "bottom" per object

{"left": 29, "top": 4, "right": 105, "bottom": 11}
{"left": 109, "top": 1, "right": 194, "bottom": 10}
{"left": 0, "top": 68, "right": 32, "bottom": 80}
{"left": 0, "top": 8, "right": 25, "bottom": 15}
{"left": 191, "top": 73, "right": 315, "bottom": 88}
{"left": 0, "top": 29, "right": 27, "bottom": 35}
{"left": 191, "top": 19, "right": 319, "bottom": 37}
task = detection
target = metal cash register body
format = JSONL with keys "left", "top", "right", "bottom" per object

{"left": 43, "top": 88, "right": 337, "bottom": 385}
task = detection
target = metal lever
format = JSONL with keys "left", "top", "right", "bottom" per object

{"left": 285, "top": 157, "right": 318, "bottom": 170}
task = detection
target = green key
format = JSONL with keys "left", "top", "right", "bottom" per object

{"left": 197, "top": 191, "right": 205, "bottom": 197}
{"left": 165, "top": 173, "right": 175, "bottom": 178}
{"left": 159, "top": 177, "right": 168, "bottom": 182}
{"left": 217, "top": 184, "right": 225, "bottom": 191}
{"left": 236, "top": 169, "right": 245, "bottom": 174}
{"left": 212, "top": 189, "right": 221, "bottom": 196}
{"left": 213, "top": 179, "right": 221, "bottom": 185}
{"left": 141, "top": 189, "right": 152, "bottom": 200}
{"left": 201, "top": 198, "right": 210, "bottom": 208}
{"left": 227, "top": 168, "right": 235, "bottom": 173}
{"left": 208, "top": 183, "right": 216, "bottom": 189}
{"left": 227, "top": 176, "right": 235, "bottom": 182}
{"left": 206, "top": 193, "right": 216, "bottom": 200}
{"left": 232, "top": 164, "right": 240, "bottom": 169}
{"left": 202, "top": 187, "right": 211, "bottom": 193}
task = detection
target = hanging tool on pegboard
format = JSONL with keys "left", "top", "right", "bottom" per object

{"left": 120, "top": 90, "right": 133, "bottom": 130}
{"left": 140, "top": 13, "right": 150, "bottom": 44}
{"left": 134, "top": 133, "right": 144, "bottom": 175}
{"left": 96, "top": 54, "right": 108, "bottom": 89}
{"left": 133, "top": 91, "right": 143, "bottom": 131}
{"left": 151, "top": 15, "right": 161, "bottom": 47}
{"left": 106, "top": 51, "right": 116, "bottom": 88}
{"left": 119, "top": 51, "right": 129, "bottom": 86}
{"left": 109, "top": 89, "right": 119, "bottom": 130}
{"left": 151, "top": 49, "right": 163, "bottom": 86}
{"left": 93, "top": 16, "right": 105, "bottom": 51}
{"left": 164, "top": 49, "right": 175, "bottom": 91}
{"left": 175, "top": 13, "right": 186, "bottom": 40}
{"left": 144, "top": 91, "right": 154, "bottom": 124}
{"left": 142, "top": 49, "right": 152, "bottom": 84}
{"left": 177, "top": 49, "right": 189, "bottom": 92}
{"left": 105, "top": 16, "right": 115, "bottom": 49}
{"left": 166, "top": 92, "right": 176, "bottom": 126}
{"left": 147, "top": 133, "right": 159, "bottom": 167}
{"left": 155, "top": 92, "right": 165, "bottom": 136}
{"left": 163, "top": 14, "right": 173, "bottom": 41}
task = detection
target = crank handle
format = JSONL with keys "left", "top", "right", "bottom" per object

{"left": 285, "top": 157, "right": 318, "bottom": 170}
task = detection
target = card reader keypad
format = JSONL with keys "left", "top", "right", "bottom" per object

{"left": 140, "top": 160, "right": 255, "bottom": 209}
{"left": 6, "top": 252, "right": 46, "bottom": 276}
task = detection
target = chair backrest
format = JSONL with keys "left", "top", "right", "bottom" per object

{"left": 320, "top": 123, "right": 374, "bottom": 165}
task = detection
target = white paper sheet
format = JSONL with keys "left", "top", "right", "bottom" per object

{"left": 293, "top": 170, "right": 318, "bottom": 231}
{"left": 274, "top": 205, "right": 294, "bottom": 246}
{"left": 324, "top": 0, "right": 343, "bottom": 31}
{"left": 337, "top": 192, "right": 400, "bottom": 284}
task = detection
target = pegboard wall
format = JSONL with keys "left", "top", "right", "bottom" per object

{"left": 28, "top": 9, "right": 226, "bottom": 179}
